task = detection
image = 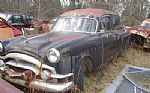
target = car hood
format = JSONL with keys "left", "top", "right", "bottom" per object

{"left": 128, "top": 26, "right": 150, "bottom": 38}
{"left": 6, "top": 31, "right": 89, "bottom": 57}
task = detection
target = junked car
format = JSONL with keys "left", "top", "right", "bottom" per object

{"left": 0, "top": 8, "right": 130, "bottom": 92}
{"left": 0, "top": 17, "right": 22, "bottom": 40}
{"left": 0, "top": 12, "right": 34, "bottom": 30}
{"left": 128, "top": 19, "right": 150, "bottom": 48}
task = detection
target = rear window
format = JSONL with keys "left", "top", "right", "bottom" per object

{"left": 27, "top": 15, "right": 34, "bottom": 21}
{"left": 9, "top": 15, "right": 22, "bottom": 23}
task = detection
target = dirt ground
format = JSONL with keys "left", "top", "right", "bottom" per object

{"left": 83, "top": 48, "right": 150, "bottom": 93}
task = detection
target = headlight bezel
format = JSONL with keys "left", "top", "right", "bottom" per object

{"left": 47, "top": 48, "right": 60, "bottom": 63}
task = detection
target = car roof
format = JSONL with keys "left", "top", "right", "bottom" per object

{"left": 61, "top": 8, "right": 117, "bottom": 17}
{"left": 0, "top": 12, "right": 31, "bottom": 21}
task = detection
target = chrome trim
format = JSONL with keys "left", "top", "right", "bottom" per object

{"left": 51, "top": 73, "right": 73, "bottom": 79}
{"left": 6, "top": 60, "right": 40, "bottom": 75}
{"left": 0, "top": 42, "right": 3, "bottom": 53}
{"left": 4, "top": 60, "right": 74, "bottom": 79}
{"left": 6, "top": 71, "right": 73, "bottom": 80}
{"left": 5, "top": 77, "right": 74, "bottom": 92}
{"left": 42, "top": 64, "right": 56, "bottom": 74}
{"left": 0, "top": 59, "right": 4, "bottom": 67}
{"left": 9, "top": 73, "right": 22, "bottom": 78}
{"left": 5, "top": 53, "right": 42, "bottom": 67}
{"left": 1, "top": 53, "right": 75, "bottom": 92}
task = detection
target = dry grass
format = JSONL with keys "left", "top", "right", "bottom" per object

{"left": 83, "top": 48, "right": 150, "bottom": 93}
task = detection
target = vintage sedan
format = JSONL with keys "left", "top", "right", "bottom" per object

{"left": 0, "top": 8, "right": 130, "bottom": 92}
{"left": 128, "top": 19, "right": 150, "bottom": 48}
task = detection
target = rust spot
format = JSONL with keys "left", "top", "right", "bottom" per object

{"left": 61, "top": 8, "right": 116, "bottom": 17}
{"left": 22, "top": 70, "right": 34, "bottom": 87}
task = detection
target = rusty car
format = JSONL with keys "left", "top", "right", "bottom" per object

{"left": 0, "top": 8, "right": 130, "bottom": 92}
{"left": 0, "top": 17, "right": 22, "bottom": 40}
{"left": 128, "top": 19, "right": 150, "bottom": 48}
{"left": 0, "top": 12, "right": 34, "bottom": 30}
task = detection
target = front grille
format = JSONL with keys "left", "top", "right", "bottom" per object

{"left": 4, "top": 53, "right": 57, "bottom": 75}
{"left": 4, "top": 53, "right": 42, "bottom": 75}
{"left": 7, "top": 65, "right": 26, "bottom": 73}
{"left": 5, "top": 59, "right": 40, "bottom": 75}
{"left": 5, "top": 53, "right": 42, "bottom": 68}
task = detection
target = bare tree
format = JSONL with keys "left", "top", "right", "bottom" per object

{"left": 0, "top": 0, "right": 62, "bottom": 21}
{"left": 0, "top": 0, "right": 150, "bottom": 26}
{"left": 71, "top": 0, "right": 150, "bottom": 26}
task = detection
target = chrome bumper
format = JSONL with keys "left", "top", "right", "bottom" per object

{"left": 0, "top": 67, "right": 74, "bottom": 93}
{"left": 5, "top": 77, "right": 74, "bottom": 92}
{"left": 0, "top": 53, "right": 75, "bottom": 92}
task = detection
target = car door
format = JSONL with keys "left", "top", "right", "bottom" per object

{"left": 98, "top": 15, "right": 117, "bottom": 64}
{"left": 110, "top": 15, "right": 125, "bottom": 54}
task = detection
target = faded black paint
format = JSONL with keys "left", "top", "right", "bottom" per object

{"left": 1, "top": 9, "right": 130, "bottom": 75}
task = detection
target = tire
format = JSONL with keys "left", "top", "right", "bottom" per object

{"left": 74, "top": 58, "right": 93, "bottom": 91}
{"left": 84, "top": 58, "right": 93, "bottom": 75}
{"left": 74, "top": 60, "right": 84, "bottom": 91}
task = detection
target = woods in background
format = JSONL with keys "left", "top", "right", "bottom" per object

{"left": 0, "top": 0, "right": 150, "bottom": 26}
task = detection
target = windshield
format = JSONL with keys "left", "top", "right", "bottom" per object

{"left": 0, "top": 14, "right": 11, "bottom": 21}
{"left": 141, "top": 21, "right": 150, "bottom": 27}
{"left": 52, "top": 17, "right": 97, "bottom": 32}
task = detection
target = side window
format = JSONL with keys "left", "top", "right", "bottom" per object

{"left": 11, "top": 15, "right": 23, "bottom": 23}
{"left": 111, "top": 15, "right": 121, "bottom": 30}
{"left": 27, "top": 15, "right": 34, "bottom": 21}
{"left": 100, "top": 16, "right": 112, "bottom": 31}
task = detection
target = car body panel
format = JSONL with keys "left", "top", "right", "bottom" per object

{"left": 128, "top": 19, "right": 150, "bottom": 48}
{"left": 0, "top": 78, "right": 23, "bottom": 93}
{"left": 128, "top": 26, "right": 150, "bottom": 38}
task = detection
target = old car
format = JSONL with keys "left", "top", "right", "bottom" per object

{"left": 0, "top": 8, "right": 130, "bottom": 92}
{"left": 128, "top": 19, "right": 150, "bottom": 48}
{"left": 0, "top": 12, "right": 34, "bottom": 30}
{"left": 0, "top": 17, "right": 22, "bottom": 40}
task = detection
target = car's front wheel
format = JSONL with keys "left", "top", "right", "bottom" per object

{"left": 74, "top": 57, "right": 93, "bottom": 91}
{"left": 74, "top": 60, "right": 84, "bottom": 91}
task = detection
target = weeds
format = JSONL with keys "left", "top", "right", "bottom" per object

{"left": 83, "top": 48, "right": 150, "bottom": 93}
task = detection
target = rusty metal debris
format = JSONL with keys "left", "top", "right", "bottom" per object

{"left": 128, "top": 19, "right": 150, "bottom": 48}
{"left": 0, "top": 78, "right": 23, "bottom": 93}
{"left": 102, "top": 65, "right": 150, "bottom": 93}
{"left": 123, "top": 70, "right": 150, "bottom": 92}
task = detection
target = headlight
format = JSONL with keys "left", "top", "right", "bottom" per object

{"left": 0, "top": 42, "right": 3, "bottom": 53}
{"left": 47, "top": 48, "right": 60, "bottom": 63}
